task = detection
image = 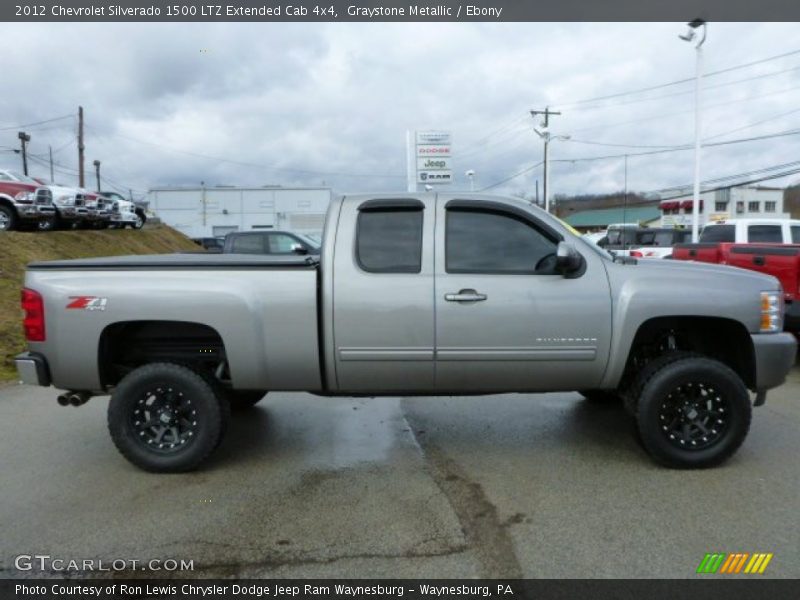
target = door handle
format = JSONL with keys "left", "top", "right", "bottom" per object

{"left": 445, "top": 289, "right": 487, "bottom": 302}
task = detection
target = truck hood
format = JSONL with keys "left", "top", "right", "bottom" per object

{"left": 621, "top": 257, "right": 781, "bottom": 290}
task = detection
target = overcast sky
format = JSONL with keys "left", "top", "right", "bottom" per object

{"left": 2, "top": 22, "right": 799, "bottom": 200}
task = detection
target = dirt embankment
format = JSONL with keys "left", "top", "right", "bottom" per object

{"left": 0, "top": 225, "right": 198, "bottom": 381}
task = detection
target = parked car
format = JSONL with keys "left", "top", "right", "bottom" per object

{"left": 99, "top": 191, "right": 146, "bottom": 229}
{"left": 191, "top": 237, "right": 225, "bottom": 252}
{"left": 107, "top": 199, "right": 142, "bottom": 229}
{"left": 31, "top": 177, "right": 88, "bottom": 230}
{"left": 673, "top": 242, "right": 800, "bottom": 332}
{"left": 15, "top": 193, "right": 797, "bottom": 472}
{"left": 699, "top": 218, "right": 800, "bottom": 244}
{"left": 629, "top": 228, "right": 693, "bottom": 259}
{"left": 596, "top": 223, "right": 658, "bottom": 257}
{"left": 222, "top": 230, "right": 321, "bottom": 256}
{"left": 0, "top": 170, "right": 56, "bottom": 231}
{"left": 80, "top": 191, "right": 113, "bottom": 229}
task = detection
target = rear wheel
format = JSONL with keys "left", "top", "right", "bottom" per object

{"left": 0, "top": 205, "right": 17, "bottom": 231}
{"left": 133, "top": 211, "right": 145, "bottom": 229}
{"left": 635, "top": 356, "right": 751, "bottom": 468}
{"left": 108, "top": 363, "right": 229, "bottom": 472}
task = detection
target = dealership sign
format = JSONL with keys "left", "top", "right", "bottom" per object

{"left": 413, "top": 130, "right": 452, "bottom": 186}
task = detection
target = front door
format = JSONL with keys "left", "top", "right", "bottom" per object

{"left": 434, "top": 196, "right": 612, "bottom": 392}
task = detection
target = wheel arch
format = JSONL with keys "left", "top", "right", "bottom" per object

{"left": 613, "top": 316, "right": 756, "bottom": 391}
{"left": 98, "top": 320, "right": 228, "bottom": 389}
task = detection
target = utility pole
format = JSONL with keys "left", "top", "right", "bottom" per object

{"left": 18, "top": 131, "right": 31, "bottom": 175}
{"left": 49, "top": 145, "right": 54, "bottom": 182}
{"left": 531, "top": 107, "right": 564, "bottom": 213}
{"left": 535, "top": 180, "right": 540, "bottom": 207}
{"left": 78, "top": 106, "right": 85, "bottom": 187}
{"left": 93, "top": 160, "right": 101, "bottom": 191}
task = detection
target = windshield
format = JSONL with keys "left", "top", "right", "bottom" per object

{"left": 296, "top": 233, "right": 322, "bottom": 251}
{"left": 7, "top": 170, "right": 39, "bottom": 184}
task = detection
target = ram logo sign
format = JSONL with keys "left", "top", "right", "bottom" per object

{"left": 66, "top": 296, "right": 108, "bottom": 311}
{"left": 696, "top": 552, "right": 773, "bottom": 574}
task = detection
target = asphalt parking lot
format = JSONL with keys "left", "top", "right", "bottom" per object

{"left": 1, "top": 365, "right": 798, "bottom": 580}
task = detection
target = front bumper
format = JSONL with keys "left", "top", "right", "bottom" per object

{"left": 16, "top": 204, "right": 56, "bottom": 221}
{"left": 752, "top": 332, "right": 797, "bottom": 391}
{"left": 14, "top": 352, "right": 51, "bottom": 386}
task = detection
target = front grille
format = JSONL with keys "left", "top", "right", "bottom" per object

{"left": 35, "top": 188, "right": 53, "bottom": 205}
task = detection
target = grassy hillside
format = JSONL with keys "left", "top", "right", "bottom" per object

{"left": 0, "top": 225, "right": 198, "bottom": 381}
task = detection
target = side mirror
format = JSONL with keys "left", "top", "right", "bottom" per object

{"left": 556, "top": 242, "right": 584, "bottom": 276}
{"left": 291, "top": 244, "right": 309, "bottom": 255}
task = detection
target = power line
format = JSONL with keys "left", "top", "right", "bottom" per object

{"left": 565, "top": 63, "right": 800, "bottom": 112}
{"left": 86, "top": 126, "right": 405, "bottom": 180}
{"left": 554, "top": 47, "right": 800, "bottom": 108}
{"left": 0, "top": 114, "right": 74, "bottom": 132}
{"left": 479, "top": 161, "right": 544, "bottom": 191}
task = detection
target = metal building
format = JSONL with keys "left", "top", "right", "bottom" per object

{"left": 147, "top": 186, "right": 332, "bottom": 239}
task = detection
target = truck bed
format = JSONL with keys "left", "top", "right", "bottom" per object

{"left": 24, "top": 253, "right": 322, "bottom": 392}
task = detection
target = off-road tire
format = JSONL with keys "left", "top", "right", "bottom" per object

{"left": 108, "top": 362, "right": 229, "bottom": 472}
{"left": 635, "top": 356, "right": 751, "bottom": 469}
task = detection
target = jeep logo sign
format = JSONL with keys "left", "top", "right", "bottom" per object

{"left": 417, "top": 157, "right": 451, "bottom": 171}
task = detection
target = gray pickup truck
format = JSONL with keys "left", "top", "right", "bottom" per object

{"left": 15, "top": 193, "right": 797, "bottom": 472}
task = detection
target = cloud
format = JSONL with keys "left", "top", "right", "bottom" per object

{"left": 1, "top": 22, "right": 799, "bottom": 199}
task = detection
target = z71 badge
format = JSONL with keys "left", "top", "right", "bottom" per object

{"left": 66, "top": 296, "right": 107, "bottom": 311}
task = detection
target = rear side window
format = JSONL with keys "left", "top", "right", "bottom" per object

{"left": 230, "top": 235, "right": 265, "bottom": 254}
{"left": 700, "top": 225, "right": 735, "bottom": 243}
{"left": 792, "top": 225, "right": 800, "bottom": 244}
{"left": 748, "top": 225, "right": 782, "bottom": 243}
{"left": 446, "top": 209, "right": 558, "bottom": 274}
{"left": 356, "top": 208, "right": 423, "bottom": 273}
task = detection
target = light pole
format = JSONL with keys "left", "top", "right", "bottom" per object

{"left": 533, "top": 126, "right": 570, "bottom": 214}
{"left": 93, "top": 160, "right": 101, "bottom": 192}
{"left": 18, "top": 131, "right": 30, "bottom": 175}
{"left": 680, "top": 18, "right": 707, "bottom": 243}
{"left": 465, "top": 169, "right": 475, "bottom": 191}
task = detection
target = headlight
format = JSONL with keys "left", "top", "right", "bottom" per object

{"left": 760, "top": 291, "right": 783, "bottom": 333}
{"left": 14, "top": 191, "right": 35, "bottom": 203}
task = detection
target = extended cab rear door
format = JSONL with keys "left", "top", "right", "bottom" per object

{"left": 433, "top": 196, "right": 612, "bottom": 392}
{"left": 331, "top": 195, "right": 435, "bottom": 392}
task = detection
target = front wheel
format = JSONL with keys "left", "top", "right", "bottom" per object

{"left": 0, "top": 205, "right": 18, "bottom": 231}
{"left": 636, "top": 357, "right": 751, "bottom": 469}
{"left": 108, "top": 363, "right": 230, "bottom": 472}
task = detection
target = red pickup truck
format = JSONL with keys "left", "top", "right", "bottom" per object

{"left": 673, "top": 242, "right": 800, "bottom": 331}
{"left": 0, "top": 178, "right": 56, "bottom": 231}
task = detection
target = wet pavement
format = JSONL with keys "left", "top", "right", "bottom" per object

{"left": 1, "top": 367, "right": 798, "bottom": 579}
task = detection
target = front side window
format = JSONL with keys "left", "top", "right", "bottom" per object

{"left": 356, "top": 208, "right": 423, "bottom": 273}
{"left": 446, "top": 209, "right": 558, "bottom": 274}
{"left": 792, "top": 225, "right": 800, "bottom": 243}
{"left": 268, "top": 234, "right": 300, "bottom": 254}
{"left": 748, "top": 225, "right": 782, "bottom": 243}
